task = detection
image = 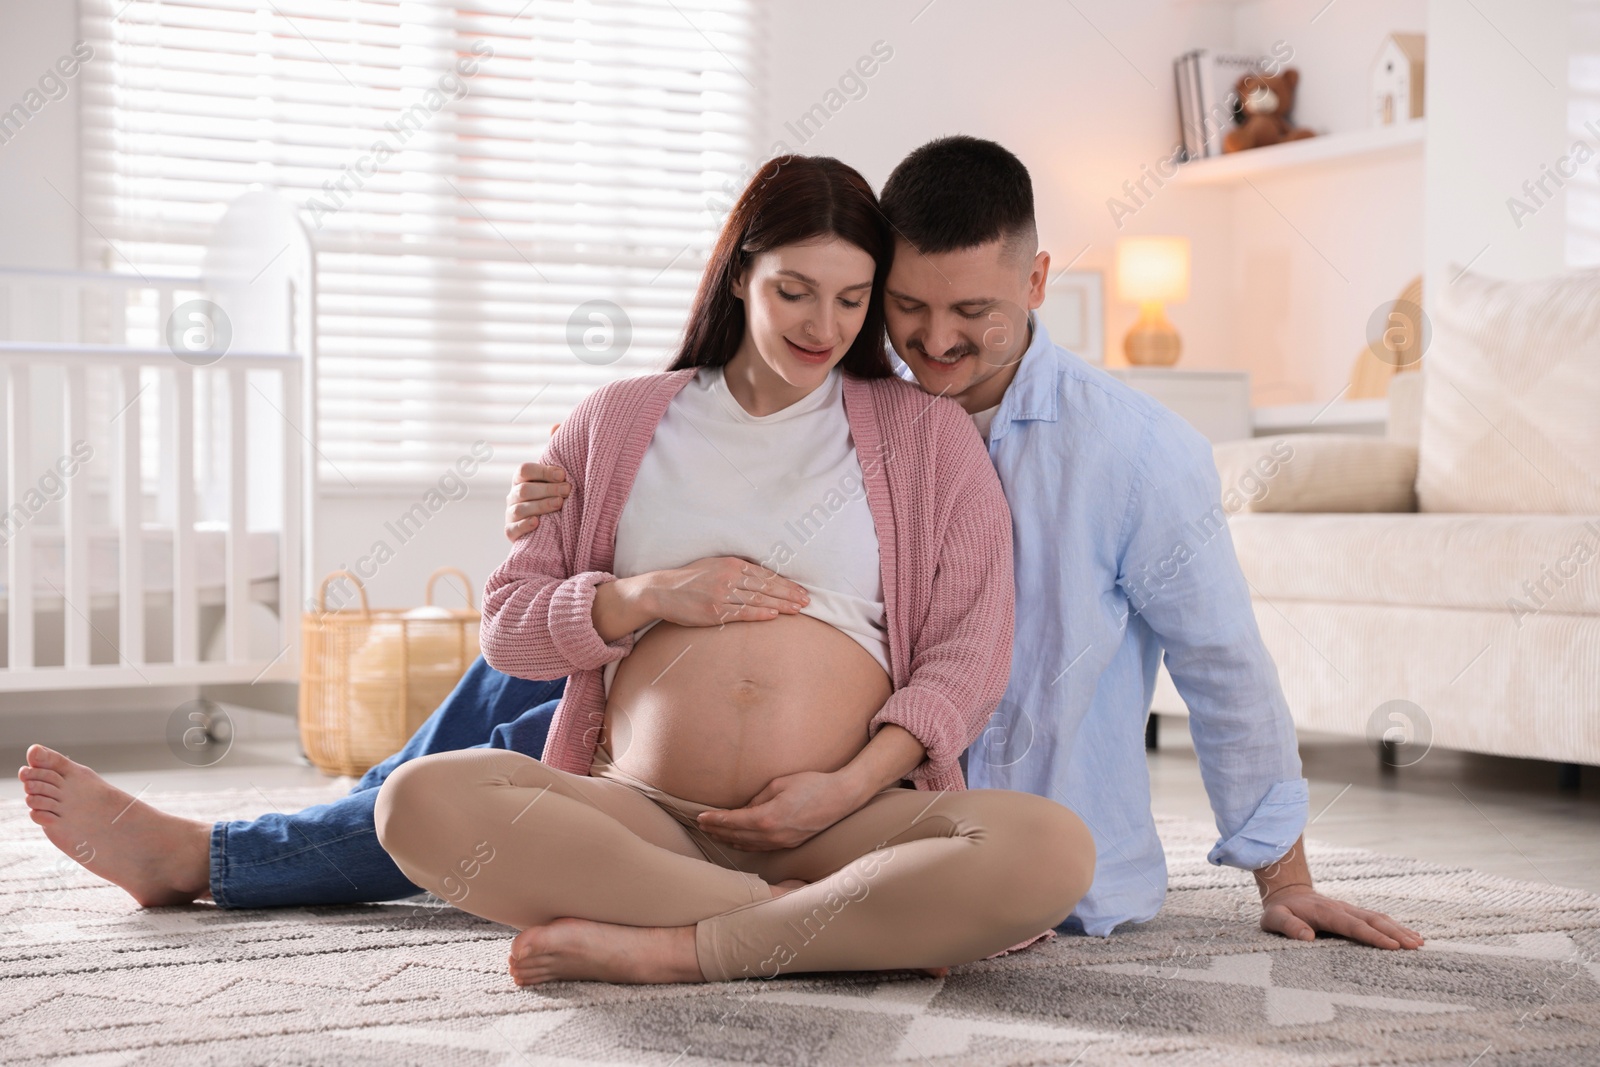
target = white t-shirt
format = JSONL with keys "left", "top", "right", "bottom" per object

{"left": 971, "top": 402, "right": 1002, "bottom": 443}
{"left": 604, "top": 366, "right": 888, "bottom": 694}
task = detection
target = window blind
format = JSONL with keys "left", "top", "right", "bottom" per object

{"left": 79, "top": 0, "right": 759, "bottom": 486}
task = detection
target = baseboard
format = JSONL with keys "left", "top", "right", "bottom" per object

{"left": 0, "top": 683, "right": 299, "bottom": 749}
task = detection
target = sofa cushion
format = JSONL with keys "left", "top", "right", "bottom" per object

{"left": 1212, "top": 435, "right": 1417, "bottom": 513}
{"left": 1417, "top": 266, "right": 1600, "bottom": 513}
{"left": 1386, "top": 371, "right": 1423, "bottom": 446}
{"left": 1229, "top": 513, "right": 1600, "bottom": 615}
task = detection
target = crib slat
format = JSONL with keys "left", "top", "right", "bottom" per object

{"left": 156, "top": 287, "right": 174, "bottom": 350}
{"left": 118, "top": 366, "right": 145, "bottom": 668}
{"left": 226, "top": 367, "right": 249, "bottom": 662}
{"left": 62, "top": 285, "right": 81, "bottom": 344}
{"left": 171, "top": 367, "right": 197, "bottom": 665}
{"left": 6, "top": 366, "right": 34, "bottom": 672}
{"left": 108, "top": 286, "right": 128, "bottom": 346}
{"left": 280, "top": 365, "right": 303, "bottom": 658}
{"left": 15, "top": 283, "right": 35, "bottom": 342}
{"left": 62, "top": 366, "right": 91, "bottom": 669}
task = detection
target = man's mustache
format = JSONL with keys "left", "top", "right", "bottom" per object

{"left": 908, "top": 339, "right": 979, "bottom": 361}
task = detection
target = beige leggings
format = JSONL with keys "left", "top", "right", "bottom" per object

{"left": 373, "top": 745, "right": 1095, "bottom": 982}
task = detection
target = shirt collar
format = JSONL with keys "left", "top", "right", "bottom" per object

{"left": 987, "top": 313, "right": 1060, "bottom": 443}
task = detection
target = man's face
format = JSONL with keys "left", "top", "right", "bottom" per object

{"left": 885, "top": 237, "right": 1049, "bottom": 413}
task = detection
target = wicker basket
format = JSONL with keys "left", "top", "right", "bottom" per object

{"left": 299, "top": 567, "right": 481, "bottom": 777}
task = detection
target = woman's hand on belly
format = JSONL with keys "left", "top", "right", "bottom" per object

{"left": 695, "top": 724, "right": 929, "bottom": 850}
{"left": 592, "top": 557, "right": 810, "bottom": 642}
{"left": 693, "top": 769, "right": 864, "bottom": 851}
{"left": 646, "top": 557, "right": 811, "bottom": 627}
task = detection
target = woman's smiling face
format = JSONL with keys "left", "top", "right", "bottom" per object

{"left": 729, "top": 236, "right": 877, "bottom": 394}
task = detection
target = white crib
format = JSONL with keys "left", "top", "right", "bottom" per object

{"left": 0, "top": 191, "right": 316, "bottom": 692}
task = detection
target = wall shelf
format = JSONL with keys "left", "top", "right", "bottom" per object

{"left": 1175, "top": 121, "right": 1425, "bottom": 186}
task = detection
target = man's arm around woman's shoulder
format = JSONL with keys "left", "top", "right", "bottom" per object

{"left": 480, "top": 380, "right": 641, "bottom": 681}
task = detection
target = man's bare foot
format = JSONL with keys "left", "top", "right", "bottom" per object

{"left": 507, "top": 917, "right": 702, "bottom": 985}
{"left": 17, "top": 745, "right": 212, "bottom": 907}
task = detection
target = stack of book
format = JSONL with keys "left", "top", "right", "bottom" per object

{"left": 1173, "top": 50, "right": 1266, "bottom": 160}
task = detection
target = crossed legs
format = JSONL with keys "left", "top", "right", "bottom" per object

{"left": 374, "top": 748, "right": 1095, "bottom": 984}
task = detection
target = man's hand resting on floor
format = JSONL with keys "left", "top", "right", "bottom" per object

{"left": 1255, "top": 834, "right": 1425, "bottom": 950}
{"left": 505, "top": 460, "right": 570, "bottom": 540}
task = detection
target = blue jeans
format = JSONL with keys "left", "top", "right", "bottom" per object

{"left": 209, "top": 659, "right": 566, "bottom": 908}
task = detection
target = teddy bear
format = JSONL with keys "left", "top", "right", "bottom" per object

{"left": 1222, "top": 68, "right": 1316, "bottom": 153}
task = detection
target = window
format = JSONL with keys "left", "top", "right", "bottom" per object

{"left": 80, "top": 0, "right": 759, "bottom": 485}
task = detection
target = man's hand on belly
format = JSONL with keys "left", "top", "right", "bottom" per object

{"left": 695, "top": 769, "right": 862, "bottom": 851}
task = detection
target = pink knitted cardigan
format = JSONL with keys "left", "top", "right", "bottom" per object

{"left": 480, "top": 367, "right": 1015, "bottom": 792}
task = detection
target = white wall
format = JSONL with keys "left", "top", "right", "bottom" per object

{"left": 1424, "top": 0, "right": 1573, "bottom": 298}
{"left": 1222, "top": 0, "right": 1428, "bottom": 404}
{"left": 1221, "top": 153, "right": 1425, "bottom": 405}
{"left": 0, "top": 0, "right": 81, "bottom": 268}
{"left": 314, "top": 490, "right": 509, "bottom": 615}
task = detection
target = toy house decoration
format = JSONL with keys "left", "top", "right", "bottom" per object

{"left": 1372, "top": 33, "right": 1425, "bottom": 126}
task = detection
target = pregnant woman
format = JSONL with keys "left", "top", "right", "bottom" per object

{"left": 373, "top": 155, "right": 1094, "bottom": 986}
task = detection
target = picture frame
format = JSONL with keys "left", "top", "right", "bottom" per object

{"left": 1038, "top": 268, "right": 1105, "bottom": 364}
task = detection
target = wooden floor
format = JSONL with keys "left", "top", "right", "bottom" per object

{"left": 1148, "top": 714, "right": 1600, "bottom": 896}
{"left": 3, "top": 708, "right": 1598, "bottom": 896}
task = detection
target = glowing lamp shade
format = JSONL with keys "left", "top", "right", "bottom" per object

{"left": 1115, "top": 236, "right": 1189, "bottom": 365}
{"left": 1116, "top": 237, "right": 1190, "bottom": 303}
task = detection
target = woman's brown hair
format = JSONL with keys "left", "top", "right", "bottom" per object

{"left": 669, "top": 155, "right": 893, "bottom": 377}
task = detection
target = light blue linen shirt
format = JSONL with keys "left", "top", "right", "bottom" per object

{"left": 895, "top": 319, "right": 1309, "bottom": 937}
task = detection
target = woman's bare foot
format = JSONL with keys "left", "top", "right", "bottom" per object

{"left": 17, "top": 745, "right": 212, "bottom": 907}
{"left": 507, "top": 917, "right": 702, "bottom": 985}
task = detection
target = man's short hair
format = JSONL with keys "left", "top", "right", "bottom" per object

{"left": 879, "top": 135, "right": 1037, "bottom": 258}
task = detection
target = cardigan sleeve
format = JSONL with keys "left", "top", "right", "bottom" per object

{"left": 480, "top": 403, "right": 636, "bottom": 681}
{"left": 867, "top": 453, "right": 1015, "bottom": 787}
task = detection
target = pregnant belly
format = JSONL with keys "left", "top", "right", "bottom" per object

{"left": 601, "top": 613, "right": 893, "bottom": 809}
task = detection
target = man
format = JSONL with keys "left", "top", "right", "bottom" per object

{"left": 20, "top": 136, "right": 1418, "bottom": 951}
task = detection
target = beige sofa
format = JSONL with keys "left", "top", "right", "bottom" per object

{"left": 1152, "top": 267, "right": 1600, "bottom": 771}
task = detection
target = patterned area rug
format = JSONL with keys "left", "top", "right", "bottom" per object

{"left": 2, "top": 785, "right": 1598, "bottom": 1067}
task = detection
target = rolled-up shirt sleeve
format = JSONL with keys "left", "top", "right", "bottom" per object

{"left": 1206, "top": 777, "right": 1311, "bottom": 869}
{"left": 1116, "top": 414, "right": 1309, "bottom": 870}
